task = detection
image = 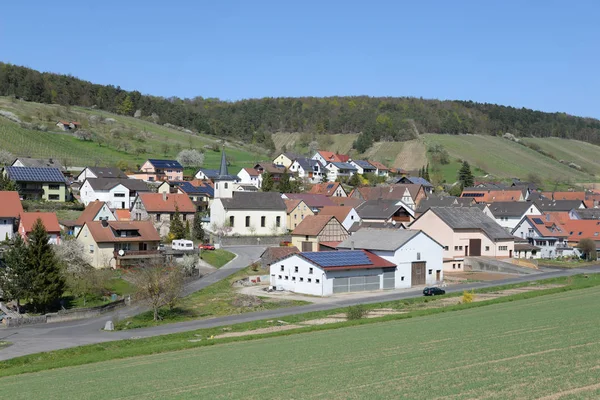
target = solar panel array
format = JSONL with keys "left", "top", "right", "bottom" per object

{"left": 302, "top": 250, "right": 372, "bottom": 267}
{"left": 148, "top": 159, "right": 183, "bottom": 169}
{"left": 5, "top": 167, "right": 66, "bottom": 183}
{"left": 532, "top": 217, "right": 544, "bottom": 225}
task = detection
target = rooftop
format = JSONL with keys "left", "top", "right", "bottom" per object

{"left": 356, "top": 199, "right": 414, "bottom": 220}
{"left": 221, "top": 192, "right": 286, "bottom": 211}
{"left": 75, "top": 200, "right": 109, "bottom": 226}
{"left": 85, "top": 178, "right": 150, "bottom": 192}
{"left": 308, "top": 182, "right": 345, "bottom": 197}
{"left": 0, "top": 191, "right": 23, "bottom": 218}
{"left": 81, "top": 167, "right": 127, "bottom": 179}
{"left": 147, "top": 159, "right": 183, "bottom": 169}
{"left": 292, "top": 215, "right": 340, "bottom": 236}
{"left": 338, "top": 229, "right": 428, "bottom": 251}
{"left": 20, "top": 212, "right": 61, "bottom": 233}
{"left": 294, "top": 250, "right": 395, "bottom": 270}
{"left": 13, "top": 157, "right": 65, "bottom": 171}
{"left": 5, "top": 166, "right": 66, "bottom": 183}
{"left": 138, "top": 193, "right": 196, "bottom": 213}
{"left": 84, "top": 220, "right": 160, "bottom": 243}
{"left": 488, "top": 201, "right": 537, "bottom": 217}
{"left": 283, "top": 193, "right": 335, "bottom": 209}
{"left": 426, "top": 207, "right": 514, "bottom": 241}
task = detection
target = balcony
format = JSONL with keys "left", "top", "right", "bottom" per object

{"left": 114, "top": 250, "right": 161, "bottom": 259}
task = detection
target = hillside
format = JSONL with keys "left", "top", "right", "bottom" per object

{"left": 0, "top": 97, "right": 267, "bottom": 172}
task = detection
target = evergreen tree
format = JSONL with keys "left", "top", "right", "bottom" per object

{"left": 185, "top": 220, "right": 191, "bottom": 240}
{"left": 424, "top": 163, "right": 431, "bottom": 181}
{"left": 261, "top": 172, "right": 275, "bottom": 192}
{"left": 169, "top": 206, "right": 186, "bottom": 240}
{"left": 192, "top": 212, "right": 205, "bottom": 242}
{"left": 353, "top": 131, "right": 373, "bottom": 153}
{"left": 27, "top": 218, "right": 65, "bottom": 312}
{"left": 0, "top": 174, "right": 18, "bottom": 191}
{"left": 0, "top": 235, "right": 31, "bottom": 313}
{"left": 117, "top": 95, "right": 134, "bottom": 115}
{"left": 458, "top": 161, "right": 474, "bottom": 187}
{"left": 278, "top": 172, "right": 292, "bottom": 193}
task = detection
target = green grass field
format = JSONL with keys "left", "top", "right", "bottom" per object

{"left": 201, "top": 248, "right": 236, "bottom": 268}
{"left": 4, "top": 283, "right": 600, "bottom": 399}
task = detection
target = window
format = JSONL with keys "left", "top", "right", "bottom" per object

{"left": 245, "top": 216, "right": 250, "bottom": 227}
{"left": 459, "top": 246, "right": 463, "bottom": 250}
{"left": 458, "top": 263, "right": 461, "bottom": 269}
{"left": 294, "top": 266, "right": 299, "bottom": 273}
{"left": 299, "top": 277, "right": 304, "bottom": 282}
{"left": 48, "top": 184, "right": 60, "bottom": 190}
{"left": 89, "top": 245, "right": 94, "bottom": 254}
{"left": 305, "top": 235, "right": 309, "bottom": 241}
{"left": 114, "top": 193, "right": 125, "bottom": 198}
{"left": 294, "top": 214, "right": 297, "bottom": 220}
{"left": 215, "top": 183, "right": 218, "bottom": 189}
{"left": 428, "top": 269, "right": 433, "bottom": 275}
{"left": 229, "top": 216, "right": 235, "bottom": 226}
{"left": 284, "top": 276, "right": 289, "bottom": 280}
{"left": 224, "top": 183, "right": 228, "bottom": 189}
{"left": 156, "top": 214, "right": 161, "bottom": 222}
{"left": 170, "top": 214, "right": 174, "bottom": 221}
{"left": 278, "top": 275, "right": 282, "bottom": 279}
{"left": 485, "top": 246, "right": 490, "bottom": 251}
{"left": 309, "top": 267, "right": 313, "bottom": 274}
{"left": 183, "top": 214, "right": 187, "bottom": 221}
{"left": 292, "top": 277, "right": 296, "bottom": 281}
{"left": 417, "top": 252, "right": 421, "bottom": 261}
{"left": 499, "top": 246, "right": 508, "bottom": 251}
{"left": 48, "top": 194, "right": 59, "bottom": 200}
{"left": 454, "top": 246, "right": 459, "bottom": 251}
{"left": 261, "top": 216, "right": 266, "bottom": 227}
{"left": 276, "top": 216, "right": 281, "bottom": 227}
{"left": 316, "top": 279, "right": 320, "bottom": 284}
{"left": 307, "top": 278, "right": 312, "bottom": 283}
{"left": 401, "top": 276, "right": 405, "bottom": 281}
{"left": 280, "top": 265, "right": 284, "bottom": 271}
{"left": 453, "top": 263, "right": 456, "bottom": 269}
{"left": 444, "top": 246, "right": 449, "bottom": 251}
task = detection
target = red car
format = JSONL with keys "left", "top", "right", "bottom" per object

{"left": 198, "top": 243, "right": 216, "bottom": 250}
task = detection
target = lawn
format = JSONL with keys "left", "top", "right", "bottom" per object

{"left": 538, "top": 259, "right": 598, "bottom": 268}
{"left": 201, "top": 248, "right": 236, "bottom": 268}
{"left": 3, "top": 277, "right": 600, "bottom": 398}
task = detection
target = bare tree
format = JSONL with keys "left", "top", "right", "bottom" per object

{"left": 75, "top": 129, "right": 93, "bottom": 141}
{"left": 177, "top": 149, "right": 205, "bottom": 168}
{"left": 211, "top": 221, "right": 232, "bottom": 247}
{"left": 0, "top": 149, "right": 14, "bottom": 166}
{"left": 129, "top": 259, "right": 185, "bottom": 321}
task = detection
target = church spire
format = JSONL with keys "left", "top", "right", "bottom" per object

{"left": 219, "top": 148, "right": 228, "bottom": 177}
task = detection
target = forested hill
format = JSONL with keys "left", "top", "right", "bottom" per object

{"left": 2, "top": 62, "right": 600, "bottom": 146}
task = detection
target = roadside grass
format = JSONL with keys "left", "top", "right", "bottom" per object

{"left": 115, "top": 264, "right": 307, "bottom": 330}
{"left": 538, "top": 259, "right": 598, "bottom": 268}
{"left": 1, "top": 273, "right": 598, "bottom": 379}
{"left": 64, "top": 272, "right": 137, "bottom": 309}
{"left": 200, "top": 249, "right": 236, "bottom": 268}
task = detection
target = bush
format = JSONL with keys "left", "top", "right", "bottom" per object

{"left": 346, "top": 305, "right": 367, "bottom": 320}
{"left": 462, "top": 290, "right": 475, "bottom": 304}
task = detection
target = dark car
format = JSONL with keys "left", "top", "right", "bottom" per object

{"left": 423, "top": 287, "right": 445, "bottom": 296}
{"left": 198, "top": 243, "right": 216, "bottom": 250}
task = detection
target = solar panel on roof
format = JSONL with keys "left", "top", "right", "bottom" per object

{"left": 6, "top": 167, "right": 65, "bottom": 183}
{"left": 302, "top": 251, "right": 372, "bottom": 267}
{"left": 326, "top": 184, "right": 334, "bottom": 189}
{"left": 532, "top": 218, "right": 544, "bottom": 225}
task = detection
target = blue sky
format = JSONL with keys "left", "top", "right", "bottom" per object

{"left": 1, "top": 0, "right": 599, "bottom": 117}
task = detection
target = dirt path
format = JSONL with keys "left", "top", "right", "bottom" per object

{"left": 393, "top": 139, "right": 426, "bottom": 169}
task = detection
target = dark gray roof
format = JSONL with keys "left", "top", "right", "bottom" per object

{"left": 221, "top": 192, "right": 286, "bottom": 211}
{"left": 488, "top": 201, "right": 535, "bottom": 217}
{"left": 571, "top": 209, "right": 600, "bottom": 220}
{"left": 282, "top": 152, "right": 301, "bottom": 160}
{"left": 352, "top": 160, "right": 376, "bottom": 169}
{"left": 86, "top": 167, "right": 127, "bottom": 179}
{"left": 196, "top": 169, "right": 220, "bottom": 179}
{"left": 13, "top": 158, "right": 65, "bottom": 171}
{"left": 85, "top": 178, "right": 150, "bottom": 192}
{"left": 214, "top": 150, "right": 238, "bottom": 181}
{"left": 535, "top": 200, "right": 584, "bottom": 212}
{"left": 356, "top": 199, "right": 413, "bottom": 220}
{"left": 295, "top": 157, "right": 322, "bottom": 170}
{"left": 348, "top": 221, "right": 405, "bottom": 233}
{"left": 427, "top": 207, "right": 514, "bottom": 241}
{"left": 416, "top": 196, "right": 473, "bottom": 213}
{"left": 338, "top": 229, "right": 422, "bottom": 251}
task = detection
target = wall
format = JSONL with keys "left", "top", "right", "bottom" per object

{"left": 291, "top": 234, "right": 317, "bottom": 251}
{"left": 222, "top": 209, "right": 287, "bottom": 236}
{"left": 287, "top": 201, "right": 314, "bottom": 231}
{"left": 218, "top": 234, "right": 291, "bottom": 246}
{"left": 273, "top": 154, "right": 294, "bottom": 169}
{"left": 323, "top": 267, "right": 384, "bottom": 296}
{"left": 77, "top": 226, "right": 115, "bottom": 268}
{"left": 270, "top": 255, "right": 325, "bottom": 296}
{"left": 0, "top": 218, "right": 15, "bottom": 240}
{"left": 340, "top": 209, "right": 359, "bottom": 230}
{"left": 42, "top": 183, "right": 67, "bottom": 202}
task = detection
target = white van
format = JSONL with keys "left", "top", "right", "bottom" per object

{"left": 171, "top": 239, "right": 194, "bottom": 251}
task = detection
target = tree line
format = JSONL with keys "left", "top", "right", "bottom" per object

{"left": 2, "top": 62, "right": 600, "bottom": 145}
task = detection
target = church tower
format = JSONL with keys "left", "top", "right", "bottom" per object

{"left": 213, "top": 149, "right": 236, "bottom": 199}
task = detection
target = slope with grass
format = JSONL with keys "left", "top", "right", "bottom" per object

{"left": 0, "top": 97, "right": 267, "bottom": 171}
{"left": 3, "top": 282, "right": 600, "bottom": 399}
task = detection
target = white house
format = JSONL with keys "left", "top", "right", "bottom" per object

{"left": 0, "top": 191, "right": 23, "bottom": 240}
{"left": 325, "top": 162, "right": 357, "bottom": 182}
{"left": 194, "top": 169, "right": 220, "bottom": 181}
{"left": 289, "top": 157, "right": 324, "bottom": 184}
{"left": 79, "top": 178, "right": 150, "bottom": 209}
{"left": 270, "top": 250, "right": 396, "bottom": 296}
{"left": 511, "top": 214, "right": 572, "bottom": 259}
{"left": 73, "top": 200, "right": 116, "bottom": 236}
{"left": 273, "top": 152, "right": 300, "bottom": 169}
{"left": 237, "top": 168, "right": 261, "bottom": 189}
{"left": 338, "top": 229, "right": 443, "bottom": 288}
{"left": 318, "top": 206, "right": 361, "bottom": 231}
{"left": 349, "top": 160, "right": 376, "bottom": 175}
{"left": 488, "top": 201, "right": 542, "bottom": 231}
{"left": 76, "top": 167, "right": 127, "bottom": 182}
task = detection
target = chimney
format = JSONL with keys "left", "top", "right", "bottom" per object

{"left": 101, "top": 219, "right": 109, "bottom": 228}
{"left": 162, "top": 192, "right": 167, "bottom": 201}
{"left": 351, "top": 241, "right": 355, "bottom": 251}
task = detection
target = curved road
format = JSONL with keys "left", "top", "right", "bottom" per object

{"left": 1, "top": 250, "right": 598, "bottom": 361}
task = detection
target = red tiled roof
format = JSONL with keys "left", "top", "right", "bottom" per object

{"left": 84, "top": 220, "right": 160, "bottom": 243}
{"left": 283, "top": 193, "right": 335, "bottom": 208}
{"left": 21, "top": 212, "right": 60, "bottom": 233}
{"left": 292, "top": 215, "right": 339, "bottom": 236}
{"left": 309, "top": 182, "right": 346, "bottom": 197}
{"left": 561, "top": 219, "right": 600, "bottom": 242}
{"left": 337, "top": 154, "right": 350, "bottom": 162}
{"left": 319, "top": 241, "right": 342, "bottom": 249}
{"left": 317, "top": 151, "right": 349, "bottom": 163}
{"left": 368, "top": 160, "right": 389, "bottom": 171}
{"left": 461, "top": 189, "right": 523, "bottom": 203}
{"left": 542, "top": 191, "right": 586, "bottom": 201}
{"left": 0, "top": 191, "right": 23, "bottom": 218}
{"left": 329, "top": 197, "right": 365, "bottom": 208}
{"left": 284, "top": 199, "right": 302, "bottom": 213}
{"left": 115, "top": 209, "right": 131, "bottom": 221}
{"left": 75, "top": 200, "right": 107, "bottom": 225}
{"left": 243, "top": 167, "right": 261, "bottom": 177}
{"left": 318, "top": 206, "right": 353, "bottom": 223}
{"left": 138, "top": 193, "right": 196, "bottom": 213}
{"left": 524, "top": 215, "right": 568, "bottom": 238}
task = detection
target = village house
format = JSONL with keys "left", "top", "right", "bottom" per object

{"left": 311, "top": 150, "right": 350, "bottom": 166}
{"left": 368, "top": 160, "right": 390, "bottom": 177}
{"left": 281, "top": 193, "right": 336, "bottom": 213}
{"left": 11, "top": 157, "right": 66, "bottom": 173}
{"left": 350, "top": 184, "right": 426, "bottom": 209}
{"left": 19, "top": 212, "right": 61, "bottom": 245}
{"left": 396, "top": 176, "right": 434, "bottom": 194}
{"left": 4, "top": 166, "right": 68, "bottom": 202}
{"left": 273, "top": 152, "right": 301, "bottom": 169}
{"left": 79, "top": 178, "right": 150, "bottom": 209}
{"left": 157, "top": 180, "right": 214, "bottom": 212}
{"left": 289, "top": 157, "right": 324, "bottom": 184}
{"left": 324, "top": 162, "right": 357, "bottom": 182}
{"left": 460, "top": 188, "right": 525, "bottom": 204}
{"left": 76, "top": 167, "right": 128, "bottom": 182}
{"left": 237, "top": 168, "right": 261, "bottom": 188}
{"left": 569, "top": 208, "right": 600, "bottom": 220}
{"left": 254, "top": 163, "right": 286, "bottom": 184}
{"left": 194, "top": 168, "right": 220, "bottom": 181}
{"left": 131, "top": 192, "right": 196, "bottom": 237}
{"left": 285, "top": 199, "right": 315, "bottom": 231}
{"left": 308, "top": 182, "right": 347, "bottom": 197}
{"left": 410, "top": 207, "right": 515, "bottom": 271}
{"left": 73, "top": 200, "right": 116, "bottom": 236}
{"left": 338, "top": 229, "right": 444, "bottom": 287}
{"left": 512, "top": 214, "right": 570, "bottom": 259}
{"left": 487, "top": 201, "right": 542, "bottom": 231}
{"left": 270, "top": 250, "right": 395, "bottom": 296}
{"left": 355, "top": 199, "right": 415, "bottom": 224}
{"left": 129, "top": 159, "right": 183, "bottom": 182}
{"left": 76, "top": 220, "right": 161, "bottom": 268}
{"left": 415, "top": 195, "right": 475, "bottom": 218}
{"left": 0, "top": 191, "right": 23, "bottom": 240}
{"left": 291, "top": 215, "right": 349, "bottom": 252}
{"left": 349, "top": 160, "right": 376, "bottom": 175}
{"left": 318, "top": 206, "right": 360, "bottom": 231}
{"left": 561, "top": 219, "right": 600, "bottom": 252}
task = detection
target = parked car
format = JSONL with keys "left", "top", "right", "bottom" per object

{"left": 280, "top": 241, "right": 292, "bottom": 247}
{"left": 198, "top": 243, "right": 216, "bottom": 250}
{"left": 423, "top": 287, "right": 445, "bottom": 296}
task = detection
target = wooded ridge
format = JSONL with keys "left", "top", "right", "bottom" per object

{"left": 2, "top": 62, "right": 600, "bottom": 146}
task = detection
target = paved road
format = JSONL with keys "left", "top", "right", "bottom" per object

{"left": 1, "top": 261, "right": 599, "bottom": 361}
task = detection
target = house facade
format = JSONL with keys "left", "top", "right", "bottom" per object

{"left": 131, "top": 192, "right": 196, "bottom": 237}
{"left": 488, "top": 202, "right": 542, "bottom": 231}
{"left": 289, "top": 158, "right": 324, "bottom": 184}
{"left": 79, "top": 178, "right": 150, "bottom": 209}
{"left": 73, "top": 200, "right": 116, "bottom": 236}
{"left": 0, "top": 191, "right": 23, "bottom": 240}
{"left": 368, "top": 160, "right": 389, "bottom": 177}
{"left": 308, "top": 182, "right": 347, "bottom": 197}
{"left": 325, "top": 162, "right": 357, "bottom": 182}
{"left": 157, "top": 181, "right": 214, "bottom": 212}
{"left": 4, "top": 166, "right": 67, "bottom": 202}
{"left": 131, "top": 159, "right": 183, "bottom": 182}
{"left": 338, "top": 229, "right": 443, "bottom": 288}
{"left": 285, "top": 199, "right": 315, "bottom": 231}
{"left": 237, "top": 168, "right": 261, "bottom": 188}
{"left": 356, "top": 199, "right": 415, "bottom": 224}
{"left": 311, "top": 150, "right": 349, "bottom": 166}
{"left": 291, "top": 215, "right": 349, "bottom": 252}
{"left": 512, "top": 215, "right": 570, "bottom": 259}
{"left": 273, "top": 152, "right": 300, "bottom": 169}
{"left": 318, "top": 206, "right": 360, "bottom": 231}
{"left": 76, "top": 167, "right": 127, "bottom": 182}
{"left": 349, "top": 160, "right": 376, "bottom": 175}
{"left": 19, "top": 212, "right": 61, "bottom": 245}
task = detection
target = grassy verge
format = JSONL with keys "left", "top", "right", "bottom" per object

{"left": 64, "top": 272, "right": 137, "bottom": 309}
{"left": 1, "top": 273, "right": 598, "bottom": 378}
{"left": 201, "top": 249, "right": 236, "bottom": 268}
{"left": 538, "top": 259, "right": 598, "bottom": 268}
{"left": 116, "top": 264, "right": 307, "bottom": 329}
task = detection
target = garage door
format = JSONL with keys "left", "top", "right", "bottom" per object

{"left": 411, "top": 262, "right": 426, "bottom": 286}
{"left": 333, "top": 275, "right": 380, "bottom": 293}
{"left": 383, "top": 268, "right": 395, "bottom": 289}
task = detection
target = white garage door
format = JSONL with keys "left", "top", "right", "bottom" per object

{"left": 333, "top": 275, "right": 380, "bottom": 293}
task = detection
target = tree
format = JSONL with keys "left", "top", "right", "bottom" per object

{"left": 27, "top": 218, "right": 65, "bottom": 312}
{"left": 117, "top": 95, "right": 134, "bottom": 115}
{"left": 176, "top": 149, "right": 205, "bottom": 168}
{"left": 278, "top": 172, "right": 292, "bottom": 193}
{"left": 130, "top": 260, "right": 185, "bottom": 320}
{"left": 192, "top": 212, "right": 205, "bottom": 242}
{"left": 0, "top": 235, "right": 31, "bottom": 313}
{"left": 424, "top": 163, "right": 431, "bottom": 181}
{"left": 168, "top": 206, "right": 186, "bottom": 240}
{"left": 261, "top": 172, "right": 275, "bottom": 192}
{"left": 348, "top": 173, "right": 362, "bottom": 187}
{"left": 448, "top": 183, "right": 463, "bottom": 197}
{"left": 185, "top": 220, "right": 191, "bottom": 239}
{"left": 353, "top": 131, "right": 373, "bottom": 153}
{"left": 577, "top": 238, "right": 597, "bottom": 261}
{"left": 458, "top": 161, "right": 474, "bottom": 187}
{"left": 0, "top": 149, "right": 14, "bottom": 166}
{"left": 0, "top": 174, "right": 18, "bottom": 191}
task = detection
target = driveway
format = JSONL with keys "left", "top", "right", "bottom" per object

{"left": 1, "top": 264, "right": 598, "bottom": 361}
